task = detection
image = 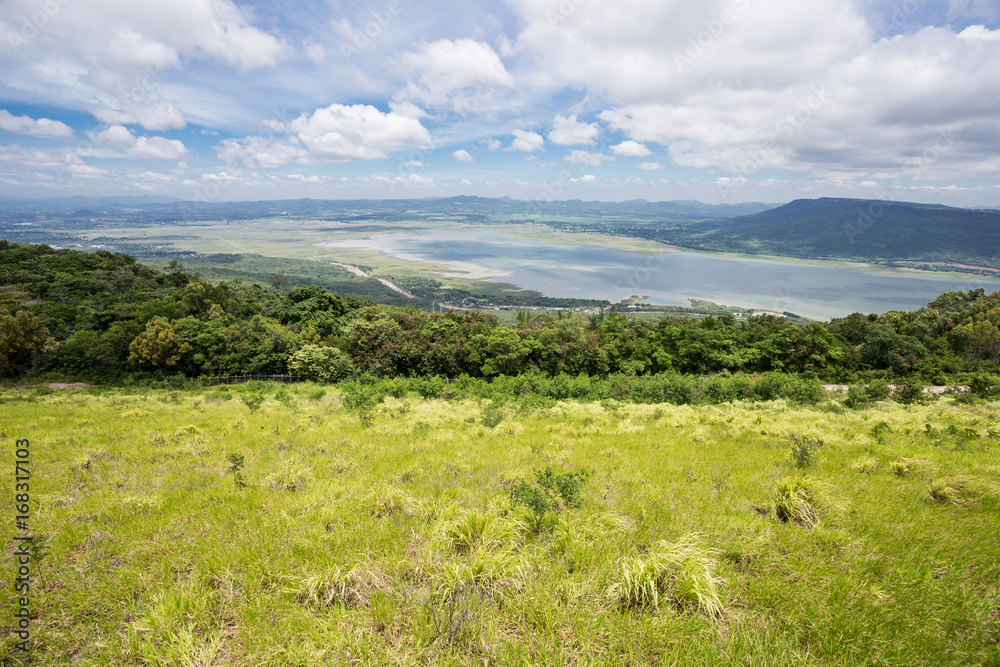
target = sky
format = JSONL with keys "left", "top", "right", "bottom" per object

{"left": 1, "top": 0, "right": 999, "bottom": 205}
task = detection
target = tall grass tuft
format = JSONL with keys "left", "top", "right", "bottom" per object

{"left": 608, "top": 534, "right": 725, "bottom": 618}
{"left": 772, "top": 478, "right": 822, "bottom": 527}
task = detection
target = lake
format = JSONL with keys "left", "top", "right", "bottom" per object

{"left": 316, "top": 230, "right": 997, "bottom": 320}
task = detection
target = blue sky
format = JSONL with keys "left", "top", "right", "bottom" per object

{"left": 1, "top": 0, "right": 999, "bottom": 205}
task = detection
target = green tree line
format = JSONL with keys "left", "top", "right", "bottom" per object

{"left": 2, "top": 240, "right": 999, "bottom": 385}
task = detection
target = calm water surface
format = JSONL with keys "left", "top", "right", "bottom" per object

{"left": 316, "top": 230, "right": 995, "bottom": 320}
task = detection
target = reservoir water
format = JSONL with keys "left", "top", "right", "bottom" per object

{"left": 316, "top": 230, "right": 997, "bottom": 320}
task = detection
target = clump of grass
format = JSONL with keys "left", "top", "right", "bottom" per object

{"left": 889, "top": 458, "right": 932, "bottom": 478}
{"left": 928, "top": 476, "right": 996, "bottom": 507}
{"left": 263, "top": 460, "right": 314, "bottom": 492}
{"left": 851, "top": 456, "right": 879, "bottom": 474}
{"left": 608, "top": 534, "right": 725, "bottom": 618}
{"left": 444, "top": 510, "right": 524, "bottom": 554}
{"left": 771, "top": 478, "right": 822, "bottom": 527}
{"left": 292, "top": 568, "right": 391, "bottom": 608}
{"left": 369, "top": 485, "right": 419, "bottom": 519}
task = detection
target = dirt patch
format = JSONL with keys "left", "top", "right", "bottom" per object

{"left": 47, "top": 382, "right": 95, "bottom": 390}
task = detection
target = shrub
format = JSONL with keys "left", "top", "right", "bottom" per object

{"left": 608, "top": 534, "right": 725, "bottom": 618}
{"left": 843, "top": 385, "right": 871, "bottom": 409}
{"left": 867, "top": 379, "right": 891, "bottom": 402}
{"left": 286, "top": 344, "right": 353, "bottom": 381}
{"left": 892, "top": 381, "right": 924, "bottom": 405}
{"left": 509, "top": 467, "right": 589, "bottom": 532}
{"left": 869, "top": 421, "right": 893, "bottom": 442}
{"left": 790, "top": 434, "right": 823, "bottom": 468}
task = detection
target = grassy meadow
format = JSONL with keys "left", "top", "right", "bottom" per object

{"left": 2, "top": 384, "right": 999, "bottom": 665}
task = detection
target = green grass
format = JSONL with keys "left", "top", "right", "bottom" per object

{"left": 2, "top": 385, "right": 999, "bottom": 665}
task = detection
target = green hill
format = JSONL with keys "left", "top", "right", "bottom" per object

{"left": 672, "top": 197, "right": 1000, "bottom": 268}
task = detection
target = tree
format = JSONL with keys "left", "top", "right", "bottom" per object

{"left": 0, "top": 311, "right": 52, "bottom": 377}
{"left": 287, "top": 344, "right": 353, "bottom": 380}
{"left": 270, "top": 274, "right": 290, "bottom": 295}
{"left": 128, "top": 318, "right": 192, "bottom": 369}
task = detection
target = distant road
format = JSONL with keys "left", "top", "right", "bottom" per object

{"left": 823, "top": 384, "right": 967, "bottom": 394}
{"left": 330, "top": 261, "right": 416, "bottom": 298}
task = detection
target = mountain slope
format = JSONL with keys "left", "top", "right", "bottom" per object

{"left": 672, "top": 197, "right": 1000, "bottom": 268}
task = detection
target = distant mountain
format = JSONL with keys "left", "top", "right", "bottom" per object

{"left": 672, "top": 197, "right": 1000, "bottom": 269}
{"left": 0, "top": 195, "right": 776, "bottom": 222}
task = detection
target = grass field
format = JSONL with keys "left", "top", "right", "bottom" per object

{"left": 2, "top": 385, "right": 999, "bottom": 665}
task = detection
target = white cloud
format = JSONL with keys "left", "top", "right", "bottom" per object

{"left": 0, "top": 0, "right": 284, "bottom": 132}
{"left": 452, "top": 149, "right": 474, "bottom": 162}
{"left": 287, "top": 103, "right": 433, "bottom": 162}
{"left": 508, "top": 129, "right": 544, "bottom": 152}
{"left": 484, "top": 138, "right": 502, "bottom": 151}
{"left": 639, "top": 162, "right": 663, "bottom": 170}
{"left": 88, "top": 124, "right": 188, "bottom": 160}
{"left": 92, "top": 103, "right": 187, "bottom": 132}
{"left": 611, "top": 140, "right": 652, "bottom": 157}
{"left": 564, "top": 150, "right": 613, "bottom": 166}
{"left": 396, "top": 39, "right": 514, "bottom": 113}
{"left": 0, "top": 110, "right": 74, "bottom": 139}
{"left": 215, "top": 136, "right": 307, "bottom": 169}
{"left": 548, "top": 114, "right": 600, "bottom": 145}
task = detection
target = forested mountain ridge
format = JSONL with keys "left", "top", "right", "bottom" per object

{"left": 670, "top": 198, "right": 1000, "bottom": 269}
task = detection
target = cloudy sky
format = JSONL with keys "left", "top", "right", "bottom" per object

{"left": 1, "top": 0, "right": 999, "bottom": 205}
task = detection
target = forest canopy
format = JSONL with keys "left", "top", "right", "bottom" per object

{"left": 2, "top": 240, "right": 999, "bottom": 387}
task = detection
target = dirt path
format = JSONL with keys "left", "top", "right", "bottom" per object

{"left": 330, "top": 262, "right": 416, "bottom": 298}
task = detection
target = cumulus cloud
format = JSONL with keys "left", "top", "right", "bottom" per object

{"left": 286, "top": 104, "right": 433, "bottom": 161}
{"left": 215, "top": 136, "right": 307, "bottom": 169}
{"left": 0, "top": 110, "right": 74, "bottom": 139}
{"left": 1, "top": 0, "right": 284, "bottom": 131}
{"left": 610, "top": 140, "right": 652, "bottom": 157}
{"left": 87, "top": 124, "right": 188, "bottom": 160}
{"left": 548, "top": 114, "right": 600, "bottom": 145}
{"left": 639, "top": 162, "right": 663, "bottom": 170}
{"left": 508, "top": 129, "right": 544, "bottom": 152}
{"left": 564, "top": 150, "right": 613, "bottom": 166}
{"left": 396, "top": 39, "right": 514, "bottom": 113}
{"left": 452, "top": 149, "right": 473, "bottom": 162}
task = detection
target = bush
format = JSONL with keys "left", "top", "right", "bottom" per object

{"left": 843, "top": 385, "right": 871, "bottom": 409}
{"left": 790, "top": 434, "right": 823, "bottom": 468}
{"left": 509, "top": 467, "right": 589, "bottom": 532}
{"left": 867, "top": 379, "right": 891, "bottom": 402}
{"left": 892, "top": 381, "right": 925, "bottom": 405}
